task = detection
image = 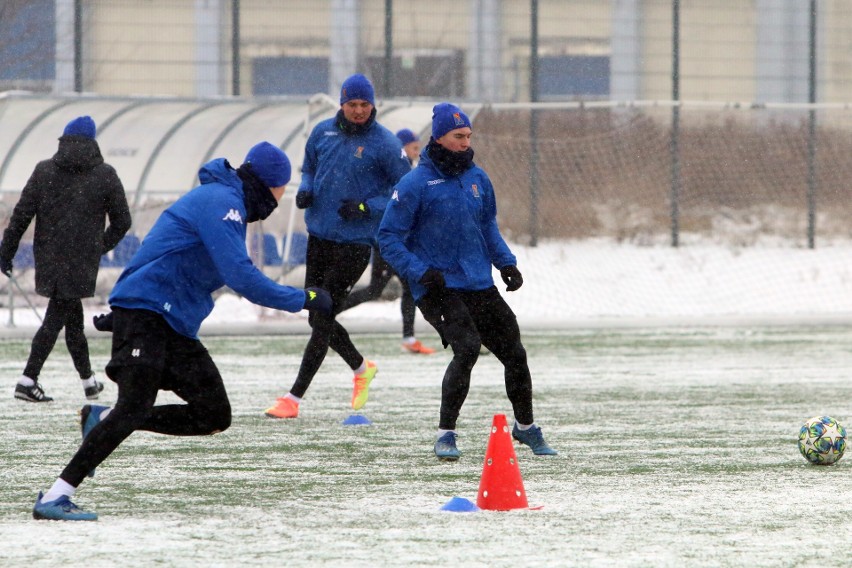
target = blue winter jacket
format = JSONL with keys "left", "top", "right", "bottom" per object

{"left": 377, "top": 150, "right": 516, "bottom": 302}
{"left": 109, "top": 159, "right": 306, "bottom": 338}
{"left": 300, "top": 116, "right": 412, "bottom": 245}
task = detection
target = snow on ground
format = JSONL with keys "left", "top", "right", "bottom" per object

{"left": 1, "top": 237, "right": 851, "bottom": 337}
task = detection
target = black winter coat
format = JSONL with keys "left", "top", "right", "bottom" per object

{"left": 0, "top": 135, "right": 132, "bottom": 299}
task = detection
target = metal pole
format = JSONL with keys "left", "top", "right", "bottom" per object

{"left": 528, "top": 0, "right": 540, "bottom": 247}
{"left": 232, "top": 0, "right": 240, "bottom": 96}
{"left": 11, "top": 276, "right": 42, "bottom": 322}
{"left": 670, "top": 0, "right": 681, "bottom": 248}
{"left": 6, "top": 279, "right": 14, "bottom": 327}
{"left": 383, "top": 0, "right": 393, "bottom": 97}
{"left": 807, "top": 0, "right": 817, "bottom": 249}
{"left": 74, "top": 0, "right": 82, "bottom": 92}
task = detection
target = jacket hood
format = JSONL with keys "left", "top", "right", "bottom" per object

{"left": 53, "top": 136, "right": 104, "bottom": 173}
{"left": 198, "top": 158, "right": 241, "bottom": 190}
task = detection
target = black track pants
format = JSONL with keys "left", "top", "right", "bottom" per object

{"left": 418, "top": 286, "right": 534, "bottom": 430}
{"left": 24, "top": 297, "right": 92, "bottom": 380}
{"left": 289, "top": 236, "right": 372, "bottom": 399}
{"left": 341, "top": 246, "right": 417, "bottom": 338}
{"left": 59, "top": 309, "right": 231, "bottom": 487}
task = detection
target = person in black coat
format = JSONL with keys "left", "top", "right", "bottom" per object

{"left": 0, "top": 115, "right": 132, "bottom": 403}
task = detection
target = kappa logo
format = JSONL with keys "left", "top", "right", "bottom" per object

{"left": 132, "top": 348, "right": 141, "bottom": 358}
{"left": 427, "top": 179, "right": 445, "bottom": 186}
{"left": 222, "top": 209, "right": 243, "bottom": 223}
{"left": 391, "top": 189, "right": 399, "bottom": 201}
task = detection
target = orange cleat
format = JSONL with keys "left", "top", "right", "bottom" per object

{"left": 351, "top": 360, "right": 377, "bottom": 410}
{"left": 401, "top": 340, "right": 435, "bottom": 355}
{"left": 264, "top": 397, "right": 299, "bottom": 419}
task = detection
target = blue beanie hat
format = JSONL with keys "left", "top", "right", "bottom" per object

{"left": 244, "top": 142, "right": 291, "bottom": 188}
{"left": 340, "top": 74, "right": 375, "bottom": 105}
{"left": 396, "top": 128, "right": 419, "bottom": 146}
{"left": 63, "top": 116, "right": 96, "bottom": 139}
{"left": 431, "top": 103, "right": 471, "bottom": 140}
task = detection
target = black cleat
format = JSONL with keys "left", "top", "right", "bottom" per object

{"left": 84, "top": 380, "right": 104, "bottom": 400}
{"left": 14, "top": 382, "right": 54, "bottom": 403}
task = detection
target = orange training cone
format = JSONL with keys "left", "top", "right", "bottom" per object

{"left": 476, "top": 413, "right": 529, "bottom": 511}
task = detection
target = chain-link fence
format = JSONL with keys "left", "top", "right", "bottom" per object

{"left": 2, "top": 1, "right": 852, "bottom": 104}
{"left": 474, "top": 102, "right": 852, "bottom": 247}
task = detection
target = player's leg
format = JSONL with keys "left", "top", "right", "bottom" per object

{"left": 61, "top": 297, "right": 102, "bottom": 399}
{"left": 340, "top": 245, "right": 393, "bottom": 310}
{"left": 471, "top": 287, "right": 557, "bottom": 456}
{"left": 468, "top": 288, "right": 532, "bottom": 422}
{"left": 271, "top": 237, "right": 372, "bottom": 415}
{"left": 266, "top": 237, "right": 335, "bottom": 417}
{"left": 401, "top": 280, "right": 416, "bottom": 339}
{"left": 58, "top": 364, "right": 162, "bottom": 487}
{"left": 294, "top": 239, "right": 371, "bottom": 389}
{"left": 139, "top": 336, "right": 231, "bottom": 436}
{"left": 34, "top": 309, "right": 166, "bottom": 520}
{"left": 418, "top": 290, "right": 480, "bottom": 459}
{"left": 16, "top": 297, "right": 65, "bottom": 402}
{"left": 324, "top": 240, "right": 374, "bottom": 365}
{"left": 400, "top": 279, "right": 434, "bottom": 354}
{"left": 33, "top": 364, "right": 160, "bottom": 521}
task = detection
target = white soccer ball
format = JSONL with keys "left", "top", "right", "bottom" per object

{"left": 798, "top": 416, "right": 847, "bottom": 465}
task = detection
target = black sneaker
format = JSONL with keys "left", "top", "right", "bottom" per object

{"left": 84, "top": 380, "right": 104, "bottom": 400}
{"left": 14, "top": 383, "right": 54, "bottom": 403}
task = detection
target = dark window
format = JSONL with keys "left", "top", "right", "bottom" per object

{"left": 0, "top": 0, "right": 56, "bottom": 84}
{"left": 252, "top": 56, "right": 329, "bottom": 96}
{"left": 365, "top": 51, "right": 465, "bottom": 98}
{"left": 539, "top": 55, "right": 610, "bottom": 99}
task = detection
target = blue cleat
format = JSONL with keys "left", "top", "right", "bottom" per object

{"left": 512, "top": 423, "right": 558, "bottom": 456}
{"left": 33, "top": 492, "right": 97, "bottom": 521}
{"left": 81, "top": 405, "right": 109, "bottom": 477}
{"left": 81, "top": 404, "right": 109, "bottom": 439}
{"left": 434, "top": 431, "right": 461, "bottom": 461}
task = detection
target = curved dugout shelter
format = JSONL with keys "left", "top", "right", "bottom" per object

{"left": 0, "top": 91, "right": 435, "bottom": 278}
{"left": 0, "top": 91, "right": 434, "bottom": 204}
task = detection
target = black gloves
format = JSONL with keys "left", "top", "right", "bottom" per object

{"left": 303, "top": 287, "right": 332, "bottom": 314}
{"left": 338, "top": 200, "right": 370, "bottom": 221}
{"left": 500, "top": 265, "right": 523, "bottom": 291}
{"left": 419, "top": 268, "right": 445, "bottom": 291}
{"left": 295, "top": 191, "right": 314, "bottom": 209}
{"left": 93, "top": 312, "right": 114, "bottom": 332}
{"left": 0, "top": 257, "right": 11, "bottom": 277}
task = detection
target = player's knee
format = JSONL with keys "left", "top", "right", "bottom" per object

{"left": 452, "top": 336, "right": 480, "bottom": 368}
{"left": 196, "top": 403, "right": 231, "bottom": 434}
{"left": 504, "top": 344, "right": 528, "bottom": 366}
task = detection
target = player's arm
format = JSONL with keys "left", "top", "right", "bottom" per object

{"left": 377, "top": 185, "right": 429, "bottom": 283}
{"left": 0, "top": 165, "right": 42, "bottom": 264}
{"left": 196, "top": 200, "right": 307, "bottom": 313}
{"left": 364, "top": 136, "right": 412, "bottom": 218}
{"left": 102, "top": 166, "right": 132, "bottom": 252}
{"left": 480, "top": 176, "right": 516, "bottom": 269}
{"left": 295, "top": 131, "right": 319, "bottom": 208}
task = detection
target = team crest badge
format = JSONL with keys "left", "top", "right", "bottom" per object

{"left": 453, "top": 112, "right": 465, "bottom": 126}
{"left": 471, "top": 184, "right": 479, "bottom": 197}
{"left": 354, "top": 146, "right": 364, "bottom": 159}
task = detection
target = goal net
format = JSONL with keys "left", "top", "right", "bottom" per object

{"left": 467, "top": 101, "right": 852, "bottom": 324}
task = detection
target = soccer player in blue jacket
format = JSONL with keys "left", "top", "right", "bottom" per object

{"left": 265, "top": 74, "right": 412, "bottom": 419}
{"left": 378, "top": 103, "right": 557, "bottom": 461}
{"left": 32, "top": 142, "right": 332, "bottom": 521}
{"left": 340, "top": 128, "right": 435, "bottom": 355}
